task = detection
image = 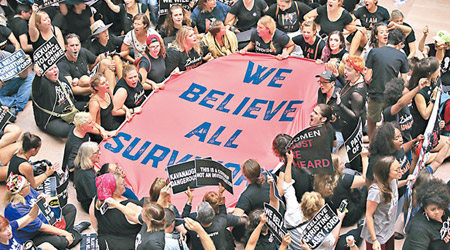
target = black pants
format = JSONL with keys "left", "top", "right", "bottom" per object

{"left": 39, "top": 118, "right": 74, "bottom": 138}
{"left": 32, "top": 204, "right": 82, "bottom": 250}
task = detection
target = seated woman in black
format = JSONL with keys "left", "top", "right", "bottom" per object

{"left": 89, "top": 74, "right": 121, "bottom": 132}
{"left": 32, "top": 65, "right": 83, "bottom": 138}
{"left": 165, "top": 26, "right": 209, "bottom": 77}
{"left": 112, "top": 64, "right": 145, "bottom": 125}
{"left": 292, "top": 20, "right": 325, "bottom": 60}
{"left": 28, "top": 7, "right": 64, "bottom": 51}
{"left": 266, "top": 0, "right": 312, "bottom": 34}
{"left": 239, "top": 16, "right": 294, "bottom": 60}
{"left": 7, "top": 132, "right": 55, "bottom": 189}
{"left": 321, "top": 30, "right": 348, "bottom": 63}
{"left": 138, "top": 34, "right": 166, "bottom": 94}
{"left": 224, "top": 0, "right": 268, "bottom": 32}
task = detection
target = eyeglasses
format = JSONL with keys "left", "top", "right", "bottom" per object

{"left": 318, "top": 80, "right": 331, "bottom": 85}
{"left": 149, "top": 45, "right": 160, "bottom": 50}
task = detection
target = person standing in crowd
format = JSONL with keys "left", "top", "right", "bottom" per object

{"left": 8, "top": 4, "right": 33, "bottom": 53}
{"left": 202, "top": 20, "right": 238, "bottom": 58}
{"left": 239, "top": 16, "right": 294, "bottom": 59}
{"left": 112, "top": 64, "right": 145, "bottom": 125}
{"left": 104, "top": 0, "right": 150, "bottom": 34}
{"left": 224, "top": 0, "right": 268, "bottom": 33}
{"left": 59, "top": 0, "right": 94, "bottom": 45}
{"left": 317, "top": 69, "right": 340, "bottom": 107}
{"left": 292, "top": 21, "right": 325, "bottom": 60}
{"left": 165, "top": 26, "right": 208, "bottom": 76}
{"left": 74, "top": 142, "right": 101, "bottom": 213}
{"left": 190, "top": 0, "right": 230, "bottom": 34}
{"left": 266, "top": 0, "right": 312, "bottom": 34}
{"left": 137, "top": 34, "right": 166, "bottom": 94}
{"left": 365, "top": 28, "right": 409, "bottom": 139}
{"left": 7, "top": 132, "right": 55, "bottom": 189}
{"left": 28, "top": 5, "right": 64, "bottom": 51}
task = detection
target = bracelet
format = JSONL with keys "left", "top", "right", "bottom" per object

{"left": 348, "top": 242, "right": 356, "bottom": 248}
{"left": 372, "top": 238, "right": 378, "bottom": 242}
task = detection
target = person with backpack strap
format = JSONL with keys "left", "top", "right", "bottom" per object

{"left": 135, "top": 34, "right": 166, "bottom": 94}
{"left": 266, "top": 0, "right": 312, "bottom": 34}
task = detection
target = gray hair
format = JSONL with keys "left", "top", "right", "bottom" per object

{"left": 197, "top": 202, "right": 215, "bottom": 224}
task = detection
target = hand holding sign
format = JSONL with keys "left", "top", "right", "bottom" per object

{"left": 185, "top": 186, "right": 194, "bottom": 203}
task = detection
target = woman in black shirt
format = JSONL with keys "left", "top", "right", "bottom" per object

{"left": 224, "top": 0, "right": 268, "bottom": 32}
{"left": 138, "top": 34, "right": 166, "bottom": 94}
{"left": 292, "top": 20, "right": 325, "bottom": 60}
{"left": 29, "top": 5, "right": 64, "bottom": 51}
{"left": 159, "top": 4, "right": 195, "bottom": 43}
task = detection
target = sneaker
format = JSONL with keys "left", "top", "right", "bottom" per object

{"left": 73, "top": 221, "right": 91, "bottom": 233}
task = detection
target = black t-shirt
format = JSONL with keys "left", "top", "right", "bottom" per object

{"left": 113, "top": 78, "right": 146, "bottom": 109}
{"left": 404, "top": 210, "right": 450, "bottom": 250}
{"left": 0, "top": 25, "right": 12, "bottom": 49}
{"left": 8, "top": 16, "right": 28, "bottom": 41}
{"left": 327, "top": 174, "right": 353, "bottom": 211}
{"left": 315, "top": 5, "right": 353, "bottom": 36}
{"left": 427, "top": 43, "right": 450, "bottom": 85}
{"left": 354, "top": 5, "right": 390, "bottom": 29}
{"left": 244, "top": 231, "right": 277, "bottom": 250}
{"left": 138, "top": 52, "right": 166, "bottom": 83}
{"left": 411, "top": 85, "right": 435, "bottom": 138}
{"left": 235, "top": 180, "right": 270, "bottom": 214}
{"left": 73, "top": 168, "right": 97, "bottom": 212}
{"left": 188, "top": 213, "right": 240, "bottom": 250}
{"left": 402, "top": 22, "right": 415, "bottom": 56}
{"left": 280, "top": 164, "right": 314, "bottom": 202}
{"left": 64, "top": 7, "right": 92, "bottom": 43}
{"left": 395, "top": 149, "right": 410, "bottom": 197}
{"left": 330, "top": 48, "right": 348, "bottom": 62}
{"left": 135, "top": 222, "right": 165, "bottom": 250}
{"left": 266, "top": 1, "right": 311, "bottom": 33}
{"left": 165, "top": 46, "right": 206, "bottom": 76}
{"left": 57, "top": 48, "right": 98, "bottom": 79}
{"left": 292, "top": 35, "right": 325, "bottom": 60}
{"left": 230, "top": 0, "right": 267, "bottom": 31}
{"left": 62, "top": 127, "right": 90, "bottom": 172}
{"left": 88, "top": 35, "right": 123, "bottom": 56}
{"left": 250, "top": 28, "right": 290, "bottom": 55}
{"left": 365, "top": 46, "right": 409, "bottom": 102}
{"left": 383, "top": 105, "right": 413, "bottom": 142}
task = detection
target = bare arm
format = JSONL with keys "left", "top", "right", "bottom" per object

{"left": 365, "top": 200, "right": 381, "bottom": 250}
{"left": 428, "top": 137, "right": 450, "bottom": 172}
{"left": 224, "top": 13, "right": 236, "bottom": 27}
{"left": 120, "top": 43, "right": 134, "bottom": 63}
{"left": 184, "top": 218, "right": 216, "bottom": 250}
{"left": 59, "top": 3, "right": 68, "bottom": 16}
{"left": 408, "top": 41, "right": 417, "bottom": 59}
{"left": 29, "top": 5, "right": 39, "bottom": 42}
{"left": 105, "top": 198, "right": 142, "bottom": 224}
{"left": 54, "top": 27, "right": 65, "bottom": 48}
{"left": 104, "top": 0, "right": 121, "bottom": 14}
{"left": 244, "top": 214, "right": 266, "bottom": 250}
{"left": 304, "top": 8, "right": 318, "bottom": 21}
{"left": 390, "top": 79, "right": 426, "bottom": 115}
{"left": 19, "top": 162, "right": 53, "bottom": 189}
{"left": 418, "top": 25, "right": 429, "bottom": 54}
{"left": 350, "top": 175, "right": 366, "bottom": 189}
{"left": 364, "top": 68, "right": 373, "bottom": 84}
{"left": 239, "top": 41, "right": 255, "bottom": 54}
{"left": 8, "top": 33, "right": 20, "bottom": 51}
{"left": 112, "top": 88, "right": 130, "bottom": 116}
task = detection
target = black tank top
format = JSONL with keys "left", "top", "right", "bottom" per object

{"left": 95, "top": 198, "right": 142, "bottom": 235}
{"left": 7, "top": 154, "right": 28, "bottom": 177}
{"left": 100, "top": 94, "right": 119, "bottom": 130}
{"left": 31, "top": 26, "right": 56, "bottom": 51}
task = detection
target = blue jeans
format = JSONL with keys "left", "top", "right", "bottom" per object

{"left": 0, "top": 73, "right": 34, "bottom": 115}
{"left": 139, "top": 0, "right": 159, "bottom": 25}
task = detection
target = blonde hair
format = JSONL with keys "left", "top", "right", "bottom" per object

{"left": 123, "top": 64, "right": 138, "bottom": 78}
{"left": 173, "top": 26, "right": 202, "bottom": 55}
{"left": 390, "top": 9, "right": 404, "bottom": 20}
{"left": 257, "top": 16, "right": 277, "bottom": 53}
{"left": 74, "top": 142, "right": 98, "bottom": 170}
{"left": 35, "top": 11, "right": 49, "bottom": 29}
{"left": 3, "top": 191, "right": 26, "bottom": 206}
{"left": 301, "top": 20, "right": 317, "bottom": 33}
{"left": 73, "top": 112, "right": 91, "bottom": 127}
{"left": 301, "top": 192, "right": 325, "bottom": 220}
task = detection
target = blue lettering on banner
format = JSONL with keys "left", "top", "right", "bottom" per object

{"left": 178, "top": 82, "right": 303, "bottom": 121}
{"left": 103, "top": 132, "right": 245, "bottom": 182}
{"left": 185, "top": 122, "right": 242, "bottom": 148}
{"left": 243, "top": 61, "right": 292, "bottom": 88}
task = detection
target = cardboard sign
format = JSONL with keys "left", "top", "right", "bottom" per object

{"left": 302, "top": 204, "right": 340, "bottom": 249}
{"left": 266, "top": 170, "right": 285, "bottom": 209}
{"left": 158, "top": 0, "right": 191, "bottom": 16}
{"left": 195, "top": 159, "right": 233, "bottom": 194}
{"left": 36, "top": 198, "right": 57, "bottom": 225}
{"left": 33, "top": 37, "right": 65, "bottom": 74}
{"left": 263, "top": 202, "right": 287, "bottom": 244}
{"left": 80, "top": 233, "right": 100, "bottom": 250}
{"left": 0, "top": 108, "right": 13, "bottom": 131}
{"left": 286, "top": 125, "right": 333, "bottom": 174}
{"left": 344, "top": 118, "right": 363, "bottom": 162}
{"left": 35, "top": 176, "right": 57, "bottom": 197}
{"left": 168, "top": 159, "right": 234, "bottom": 194}
{"left": 34, "top": 0, "right": 64, "bottom": 9}
{"left": 0, "top": 49, "right": 32, "bottom": 82}
{"left": 56, "top": 174, "right": 69, "bottom": 208}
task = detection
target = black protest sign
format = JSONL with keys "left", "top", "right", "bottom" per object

{"left": 302, "top": 204, "right": 340, "bottom": 249}
{"left": 80, "top": 233, "right": 100, "bottom": 250}
{"left": 34, "top": 0, "right": 64, "bottom": 9}
{"left": 195, "top": 159, "right": 233, "bottom": 194}
{"left": 0, "top": 49, "right": 32, "bottom": 82}
{"left": 286, "top": 125, "right": 333, "bottom": 174}
{"left": 344, "top": 118, "right": 363, "bottom": 162}
{"left": 0, "top": 109, "right": 13, "bottom": 131}
{"left": 266, "top": 171, "right": 285, "bottom": 209}
{"left": 167, "top": 160, "right": 197, "bottom": 194}
{"left": 56, "top": 171, "right": 69, "bottom": 208}
{"left": 33, "top": 37, "right": 65, "bottom": 74}
{"left": 35, "top": 176, "right": 57, "bottom": 197}
{"left": 263, "top": 203, "right": 286, "bottom": 244}
{"left": 36, "top": 198, "right": 57, "bottom": 225}
{"left": 158, "top": 0, "right": 191, "bottom": 16}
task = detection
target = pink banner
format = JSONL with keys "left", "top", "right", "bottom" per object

{"left": 99, "top": 53, "right": 323, "bottom": 208}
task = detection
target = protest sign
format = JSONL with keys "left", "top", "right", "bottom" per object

{"left": 0, "top": 108, "right": 13, "bottom": 131}
{"left": 35, "top": 176, "right": 57, "bottom": 197}
{"left": 0, "top": 49, "right": 32, "bottom": 82}
{"left": 57, "top": 169, "right": 69, "bottom": 208}
{"left": 266, "top": 170, "right": 285, "bottom": 208}
{"left": 36, "top": 198, "right": 57, "bottom": 225}
{"left": 33, "top": 37, "right": 65, "bottom": 74}
{"left": 158, "top": 0, "right": 191, "bottom": 16}
{"left": 80, "top": 233, "right": 100, "bottom": 250}
{"left": 263, "top": 203, "right": 286, "bottom": 243}
{"left": 344, "top": 118, "right": 363, "bottom": 162}
{"left": 167, "top": 160, "right": 197, "bottom": 194}
{"left": 35, "top": 0, "right": 64, "bottom": 9}
{"left": 286, "top": 125, "right": 333, "bottom": 174}
{"left": 196, "top": 159, "right": 233, "bottom": 194}
{"left": 99, "top": 53, "right": 323, "bottom": 208}
{"left": 302, "top": 204, "right": 340, "bottom": 249}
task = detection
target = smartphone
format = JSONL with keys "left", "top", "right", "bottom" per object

{"left": 100, "top": 202, "right": 109, "bottom": 215}
{"left": 338, "top": 199, "right": 348, "bottom": 213}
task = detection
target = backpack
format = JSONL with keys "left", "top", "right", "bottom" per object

{"left": 133, "top": 52, "right": 151, "bottom": 73}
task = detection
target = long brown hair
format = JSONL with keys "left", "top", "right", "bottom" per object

{"left": 314, "top": 154, "right": 340, "bottom": 198}
{"left": 373, "top": 156, "right": 396, "bottom": 203}
{"left": 242, "top": 159, "right": 265, "bottom": 186}
{"left": 162, "top": 4, "right": 192, "bottom": 37}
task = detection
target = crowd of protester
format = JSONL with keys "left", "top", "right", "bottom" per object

{"left": 1, "top": 0, "right": 450, "bottom": 249}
